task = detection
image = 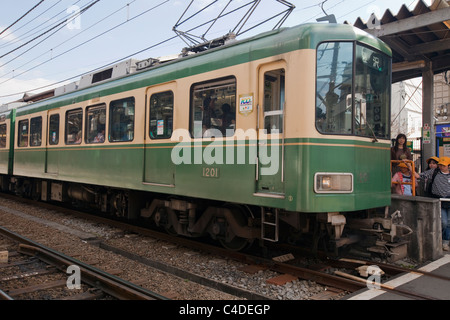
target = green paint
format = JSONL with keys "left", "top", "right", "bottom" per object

{"left": 12, "top": 137, "right": 391, "bottom": 212}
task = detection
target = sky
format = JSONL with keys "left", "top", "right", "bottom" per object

{"left": 0, "top": 0, "right": 432, "bottom": 105}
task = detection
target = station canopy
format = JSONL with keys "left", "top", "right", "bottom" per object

{"left": 347, "top": 0, "right": 450, "bottom": 83}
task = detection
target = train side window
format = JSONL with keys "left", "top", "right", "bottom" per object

{"left": 190, "top": 77, "right": 236, "bottom": 138}
{"left": 0, "top": 124, "right": 7, "bottom": 148}
{"left": 49, "top": 114, "right": 60, "bottom": 145}
{"left": 86, "top": 104, "right": 106, "bottom": 144}
{"left": 65, "top": 109, "right": 83, "bottom": 145}
{"left": 18, "top": 120, "right": 29, "bottom": 147}
{"left": 149, "top": 91, "right": 173, "bottom": 139}
{"left": 263, "top": 69, "right": 284, "bottom": 134}
{"left": 30, "top": 117, "right": 42, "bottom": 147}
{"left": 109, "top": 97, "right": 135, "bottom": 142}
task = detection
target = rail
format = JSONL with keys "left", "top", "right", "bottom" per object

{"left": 0, "top": 226, "right": 168, "bottom": 300}
{"left": 391, "top": 160, "right": 417, "bottom": 196}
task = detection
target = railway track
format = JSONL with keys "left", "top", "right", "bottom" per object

{"left": 327, "top": 257, "right": 450, "bottom": 300}
{"left": 0, "top": 226, "right": 167, "bottom": 300}
{"left": 1, "top": 193, "right": 447, "bottom": 301}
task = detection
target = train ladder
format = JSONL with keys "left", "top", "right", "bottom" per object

{"left": 261, "top": 208, "right": 279, "bottom": 242}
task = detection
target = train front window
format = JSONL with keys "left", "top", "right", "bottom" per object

{"left": 354, "top": 45, "right": 390, "bottom": 139}
{"left": 316, "top": 42, "right": 353, "bottom": 134}
{"left": 316, "top": 42, "right": 390, "bottom": 139}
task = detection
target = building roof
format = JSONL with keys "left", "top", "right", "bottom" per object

{"left": 348, "top": 0, "right": 450, "bottom": 83}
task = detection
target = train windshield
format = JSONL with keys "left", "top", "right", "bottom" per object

{"left": 316, "top": 42, "right": 390, "bottom": 139}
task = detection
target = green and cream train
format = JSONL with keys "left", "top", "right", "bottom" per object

{"left": 0, "top": 23, "right": 394, "bottom": 251}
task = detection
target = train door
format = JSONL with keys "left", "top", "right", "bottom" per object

{"left": 256, "top": 63, "right": 286, "bottom": 195}
{"left": 143, "top": 82, "right": 176, "bottom": 187}
{"left": 45, "top": 111, "right": 60, "bottom": 175}
{"left": 0, "top": 116, "right": 10, "bottom": 175}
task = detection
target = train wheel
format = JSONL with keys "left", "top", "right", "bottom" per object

{"left": 164, "top": 224, "right": 178, "bottom": 236}
{"left": 152, "top": 207, "right": 175, "bottom": 236}
{"left": 219, "top": 237, "right": 253, "bottom": 251}
{"left": 218, "top": 204, "right": 254, "bottom": 251}
{"left": 112, "top": 192, "right": 128, "bottom": 217}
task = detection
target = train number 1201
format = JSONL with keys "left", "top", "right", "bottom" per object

{"left": 202, "top": 167, "right": 220, "bottom": 178}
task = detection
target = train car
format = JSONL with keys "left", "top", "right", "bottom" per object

{"left": 0, "top": 23, "right": 397, "bottom": 252}
{"left": 0, "top": 109, "right": 15, "bottom": 178}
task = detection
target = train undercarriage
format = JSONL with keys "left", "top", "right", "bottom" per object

{"left": 2, "top": 176, "right": 412, "bottom": 258}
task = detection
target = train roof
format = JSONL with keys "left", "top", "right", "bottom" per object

{"left": 15, "top": 23, "right": 391, "bottom": 117}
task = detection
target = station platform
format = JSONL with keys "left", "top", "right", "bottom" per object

{"left": 344, "top": 254, "right": 450, "bottom": 300}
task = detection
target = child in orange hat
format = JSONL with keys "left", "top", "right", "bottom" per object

{"left": 413, "top": 157, "right": 450, "bottom": 251}
{"left": 391, "top": 162, "right": 416, "bottom": 195}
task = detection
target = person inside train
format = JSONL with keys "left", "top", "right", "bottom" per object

{"left": 221, "top": 103, "right": 235, "bottom": 136}
{"left": 75, "top": 131, "right": 82, "bottom": 144}
{"left": 201, "top": 94, "right": 216, "bottom": 130}
{"left": 94, "top": 129, "right": 105, "bottom": 143}
{"left": 410, "top": 157, "right": 450, "bottom": 251}
{"left": 391, "top": 162, "right": 416, "bottom": 196}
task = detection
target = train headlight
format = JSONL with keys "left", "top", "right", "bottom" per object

{"left": 314, "top": 173, "right": 353, "bottom": 193}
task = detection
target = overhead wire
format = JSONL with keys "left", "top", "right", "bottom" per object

{"left": 0, "top": 0, "right": 100, "bottom": 60}
{"left": 300, "top": 0, "right": 344, "bottom": 23}
{"left": 51, "top": 0, "right": 137, "bottom": 55}
{"left": 0, "top": 0, "right": 131, "bottom": 73}
{"left": 0, "top": 0, "right": 45, "bottom": 37}
{"left": 173, "top": 0, "right": 294, "bottom": 47}
{"left": 173, "top": 0, "right": 256, "bottom": 46}
{"left": 0, "top": 0, "right": 352, "bottom": 100}
{"left": 0, "top": 0, "right": 63, "bottom": 43}
{"left": 0, "top": 1, "right": 100, "bottom": 71}
{"left": 0, "top": 0, "right": 172, "bottom": 95}
{"left": 336, "top": 0, "right": 376, "bottom": 20}
{"left": 1, "top": 0, "right": 169, "bottom": 84}
{"left": 0, "top": 33, "right": 180, "bottom": 99}
{"left": 0, "top": 0, "right": 299, "bottom": 99}
{"left": 0, "top": 0, "right": 83, "bottom": 49}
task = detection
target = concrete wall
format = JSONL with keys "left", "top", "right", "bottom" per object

{"left": 390, "top": 194, "right": 443, "bottom": 263}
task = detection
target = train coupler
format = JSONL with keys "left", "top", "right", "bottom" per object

{"left": 317, "top": 212, "right": 346, "bottom": 241}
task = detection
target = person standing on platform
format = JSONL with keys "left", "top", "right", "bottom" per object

{"left": 411, "top": 158, "right": 450, "bottom": 251}
{"left": 392, "top": 162, "right": 416, "bottom": 195}
{"left": 391, "top": 133, "right": 413, "bottom": 161}
{"left": 391, "top": 133, "right": 413, "bottom": 175}
{"left": 425, "top": 156, "right": 439, "bottom": 171}
{"left": 417, "top": 156, "right": 440, "bottom": 196}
